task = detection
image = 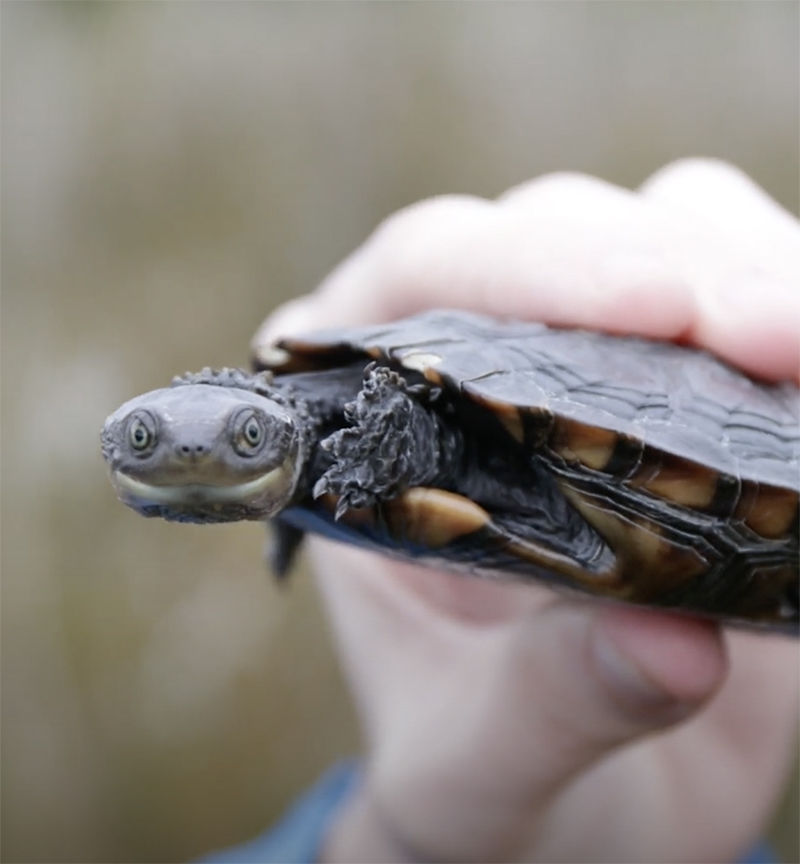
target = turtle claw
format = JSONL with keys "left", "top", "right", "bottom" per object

{"left": 314, "top": 467, "right": 378, "bottom": 517}
{"left": 313, "top": 467, "right": 378, "bottom": 518}
{"left": 312, "top": 476, "right": 330, "bottom": 500}
{"left": 334, "top": 494, "right": 353, "bottom": 521}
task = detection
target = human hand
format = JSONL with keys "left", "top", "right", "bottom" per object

{"left": 255, "top": 160, "right": 800, "bottom": 863}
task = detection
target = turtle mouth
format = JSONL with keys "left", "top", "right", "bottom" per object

{"left": 111, "top": 461, "right": 295, "bottom": 518}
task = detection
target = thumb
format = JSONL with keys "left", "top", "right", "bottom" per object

{"left": 587, "top": 605, "right": 727, "bottom": 728}
{"left": 316, "top": 543, "right": 728, "bottom": 861}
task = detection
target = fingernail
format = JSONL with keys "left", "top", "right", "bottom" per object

{"left": 250, "top": 297, "right": 318, "bottom": 352}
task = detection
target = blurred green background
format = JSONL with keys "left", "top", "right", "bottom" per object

{"left": 2, "top": 3, "right": 798, "bottom": 862}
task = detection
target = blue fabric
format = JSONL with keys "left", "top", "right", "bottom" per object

{"left": 741, "top": 839, "right": 780, "bottom": 864}
{"left": 196, "top": 761, "right": 360, "bottom": 864}
{"left": 196, "top": 760, "right": 778, "bottom": 864}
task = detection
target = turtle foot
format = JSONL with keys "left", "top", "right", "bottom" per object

{"left": 313, "top": 365, "right": 443, "bottom": 517}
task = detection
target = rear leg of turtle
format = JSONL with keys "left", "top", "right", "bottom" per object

{"left": 313, "top": 365, "right": 461, "bottom": 517}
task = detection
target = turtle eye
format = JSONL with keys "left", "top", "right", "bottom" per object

{"left": 234, "top": 411, "right": 266, "bottom": 455}
{"left": 128, "top": 414, "right": 156, "bottom": 452}
{"left": 244, "top": 417, "right": 263, "bottom": 446}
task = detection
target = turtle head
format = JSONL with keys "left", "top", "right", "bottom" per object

{"left": 101, "top": 378, "right": 306, "bottom": 523}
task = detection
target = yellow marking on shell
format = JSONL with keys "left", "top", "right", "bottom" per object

{"left": 366, "top": 346, "right": 385, "bottom": 360}
{"left": 252, "top": 342, "right": 328, "bottom": 373}
{"left": 735, "top": 484, "right": 798, "bottom": 539}
{"left": 497, "top": 412, "right": 525, "bottom": 444}
{"left": 464, "top": 391, "right": 525, "bottom": 443}
{"left": 559, "top": 484, "right": 707, "bottom": 601}
{"left": 550, "top": 419, "right": 617, "bottom": 471}
{"left": 399, "top": 351, "right": 443, "bottom": 372}
{"left": 641, "top": 455, "right": 719, "bottom": 511}
{"left": 399, "top": 351, "right": 446, "bottom": 386}
{"left": 626, "top": 449, "right": 664, "bottom": 487}
{"left": 384, "top": 488, "right": 490, "bottom": 548}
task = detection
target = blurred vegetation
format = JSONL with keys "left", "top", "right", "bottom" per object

{"left": 2, "top": 3, "right": 798, "bottom": 862}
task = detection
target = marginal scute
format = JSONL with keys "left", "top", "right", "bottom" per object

{"left": 736, "top": 484, "right": 799, "bottom": 539}
{"left": 521, "top": 407, "right": 555, "bottom": 449}
{"left": 603, "top": 433, "right": 644, "bottom": 479}
{"left": 253, "top": 345, "right": 292, "bottom": 369}
{"left": 549, "top": 418, "right": 617, "bottom": 472}
{"left": 626, "top": 449, "right": 665, "bottom": 488}
{"left": 706, "top": 471, "right": 742, "bottom": 518}
{"left": 257, "top": 337, "right": 365, "bottom": 374}
{"left": 384, "top": 488, "right": 490, "bottom": 548}
{"left": 496, "top": 411, "right": 525, "bottom": 444}
{"left": 254, "top": 350, "right": 328, "bottom": 374}
{"left": 399, "top": 351, "right": 444, "bottom": 372}
{"left": 462, "top": 387, "right": 525, "bottom": 443}
{"left": 640, "top": 453, "right": 719, "bottom": 511}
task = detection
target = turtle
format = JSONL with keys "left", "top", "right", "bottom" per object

{"left": 101, "top": 309, "right": 800, "bottom": 633}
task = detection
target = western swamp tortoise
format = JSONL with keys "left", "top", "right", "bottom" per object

{"left": 101, "top": 310, "right": 799, "bottom": 632}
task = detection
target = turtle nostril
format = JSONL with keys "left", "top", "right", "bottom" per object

{"left": 178, "top": 443, "right": 207, "bottom": 456}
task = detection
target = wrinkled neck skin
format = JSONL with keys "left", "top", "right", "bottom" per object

{"left": 268, "top": 362, "right": 376, "bottom": 494}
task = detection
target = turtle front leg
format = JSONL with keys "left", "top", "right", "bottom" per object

{"left": 313, "top": 365, "right": 459, "bottom": 519}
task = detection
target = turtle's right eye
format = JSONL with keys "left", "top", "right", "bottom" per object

{"left": 128, "top": 414, "right": 156, "bottom": 452}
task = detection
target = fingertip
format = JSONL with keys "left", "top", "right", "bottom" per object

{"left": 641, "top": 157, "right": 755, "bottom": 197}
{"left": 641, "top": 158, "right": 797, "bottom": 231}
{"left": 250, "top": 296, "right": 322, "bottom": 352}
{"left": 499, "top": 171, "right": 629, "bottom": 208}
{"left": 693, "top": 275, "right": 800, "bottom": 383}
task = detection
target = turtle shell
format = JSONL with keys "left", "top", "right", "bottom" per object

{"left": 257, "top": 310, "right": 800, "bottom": 631}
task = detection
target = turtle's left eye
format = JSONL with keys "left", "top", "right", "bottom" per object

{"left": 234, "top": 411, "right": 266, "bottom": 454}
{"left": 128, "top": 413, "right": 156, "bottom": 452}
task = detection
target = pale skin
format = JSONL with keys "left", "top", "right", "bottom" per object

{"left": 254, "top": 159, "right": 800, "bottom": 864}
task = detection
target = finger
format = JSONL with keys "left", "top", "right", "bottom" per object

{"left": 252, "top": 189, "right": 698, "bottom": 347}
{"left": 312, "top": 540, "right": 727, "bottom": 860}
{"left": 495, "top": 168, "right": 800, "bottom": 382}
{"left": 641, "top": 158, "right": 800, "bottom": 271}
{"left": 640, "top": 159, "right": 800, "bottom": 382}
{"left": 561, "top": 627, "right": 800, "bottom": 863}
{"left": 254, "top": 172, "right": 797, "bottom": 382}
{"left": 690, "top": 272, "right": 800, "bottom": 383}
{"left": 312, "top": 541, "right": 726, "bottom": 740}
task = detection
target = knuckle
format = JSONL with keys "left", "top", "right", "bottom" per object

{"left": 366, "top": 194, "right": 496, "bottom": 289}
{"left": 499, "top": 171, "right": 627, "bottom": 210}
{"left": 369, "top": 194, "right": 492, "bottom": 250}
{"left": 640, "top": 157, "right": 753, "bottom": 196}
